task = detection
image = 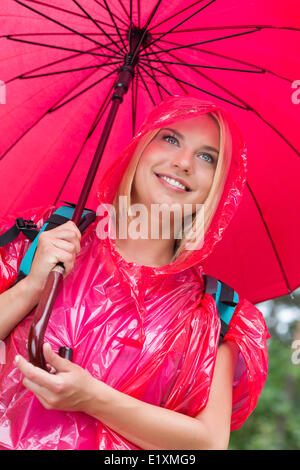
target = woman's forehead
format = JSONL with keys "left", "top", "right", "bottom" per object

{"left": 158, "top": 114, "right": 220, "bottom": 149}
{"left": 167, "top": 113, "right": 218, "bottom": 130}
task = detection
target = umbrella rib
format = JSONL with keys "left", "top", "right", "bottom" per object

{"left": 16, "top": 0, "right": 124, "bottom": 30}
{"left": 138, "top": 63, "right": 172, "bottom": 97}
{"left": 152, "top": 41, "right": 250, "bottom": 109}
{"left": 0, "top": 112, "right": 48, "bottom": 162}
{"left": 49, "top": 68, "right": 118, "bottom": 113}
{"left": 150, "top": 24, "right": 300, "bottom": 34}
{"left": 148, "top": 0, "right": 207, "bottom": 32}
{"left": 138, "top": 0, "right": 217, "bottom": 54}
{"left": 158, "top": 38, "right": 293, "bottom": 83}
{"left": 115, "top": 0, "right": 130, "bottom": 20}
{"left": 0, "top": 67, "right": 97, "bottom": 162}
{"left": 19, "top": 61, "right": 123, "bottom": 79}
{"left": 245, "top": 181, "right": 293, "bottom": 296}
{"left": 54, "top": 82, "right": 115, "bottom": 206}
{"left": 139, "top": 28, "right": 261, "bottom": 57}
{"left": 131, "top": 0, "right": 163, "bottom": 65}
{"left": 5, "top": 35, "right": 120, "bottom": 60}
{"left": 71, "top": 0, "right": 124, "bottom": 53}
{"left": 1, "top": 31, "right": 125, "bottom": 38}
{"left": 142, "top": 57, "right": 264, "bottom": 74}
{"left": 148, "top": 44, "right": 189, "bottom": 95}
{"left": 136, "top": 68, "right": 157, "bottom": 106}
{"left": 143, "top": 47, "right": 164, "bottom": 100}
{"left": 128, "top": 0, "right": 133, "bottom": 51}
{"left": 151, "top": 42, "right": 300, "bottom": 155}
{"left": 139, "top": 60, "right": 248, "bottom": 109}
{"left": 93, "top": 0, "right": 129, "bottom": 29}
{"left": 151, "top": 42, "right": 300, "bottom": 154}
{"left": 137, "top": 0, "right": 141, "bottom": 28}
{"left": 161, "top": 42, "right": 300, "bottom": 156}
{"left": 102, "top": 0, "right": 127, "bottom": 51}
{"left": 4, "top": 42, "right": 120, "bottom": 84}
{"left": 14, "top": 0, "right": 123, "bottom": 57}
{"left": 247, "top": 108, "right": 300, "bottom": 157}
{"left": 86, "top": 82, "right": 116, "bottom": 139}
{"left": 0, "top": 64, "right": 118, "bottom": 162}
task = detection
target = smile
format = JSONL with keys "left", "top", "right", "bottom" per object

{"left": 155, "top": 173, "right": 191, "bottom": 192}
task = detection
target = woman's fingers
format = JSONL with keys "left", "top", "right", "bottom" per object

{"left": 54, "top": 221, "right": 82, "bottom": 241}
{"left": 51, "top": 237, "right": 81, "bottom": 256}
{"left": 27, "top": 221, "right": 82, "bottom": 291}
{"left": 15, "top": 354, "right": 58, "bottom": 390}
{"left": 43, "top": 343, "right": 71, "bottom": 373}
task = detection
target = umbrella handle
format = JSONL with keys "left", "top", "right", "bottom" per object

{"left": 28, "top": 263, "right": 66, "bottom": 370}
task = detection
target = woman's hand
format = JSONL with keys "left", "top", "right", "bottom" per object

{"left": 15, "top": 343, "right": 97, "bottom": 413}
{"left": 26, "top": 221, "right": 82, "bottom": 293}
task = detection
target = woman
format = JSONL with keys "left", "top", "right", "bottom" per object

{"left": 0, "top": 95, "right": 269, "bottom": 450}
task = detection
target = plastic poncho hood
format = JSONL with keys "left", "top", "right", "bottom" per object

{"left": 97, "top": 94, "right": 247, "bottom": 275}
{"left": 0, "top": 95, "right": 269, "bottom": 450}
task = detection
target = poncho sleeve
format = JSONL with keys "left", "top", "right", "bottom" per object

{"left": 0, "top": 205, "right": 55, "bottom": 294}
{"left": 222, "top": 297, "right": 270, "bottom": 431}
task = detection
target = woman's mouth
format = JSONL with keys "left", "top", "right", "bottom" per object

{"left": 155, "top": 173, "right": 191, "bottom": 192}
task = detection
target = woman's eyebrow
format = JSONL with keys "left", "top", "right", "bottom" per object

{"left": 161, "top": 128, "right": 219, "bottom": 154}
{"left": 201, "top": 145, "right": 219, "bottom": 155}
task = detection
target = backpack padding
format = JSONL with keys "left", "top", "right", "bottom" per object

{"left": 12, "top": 204, "right": 96, "bottom": 286}
{"left": 202, "top": 274, "right": 239, "bottom": 345}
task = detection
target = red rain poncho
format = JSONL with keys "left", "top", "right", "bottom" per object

{"left": 0, "top": 95, "right": 269, "bottom": 450}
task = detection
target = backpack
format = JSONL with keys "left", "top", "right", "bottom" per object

{"left": 202, "top": 274, "right": 239, "bottom": 346}
{"left": 0, "top": 202, "right": 239, "bottom": 345}
{"left": 0, "top": 201, "right": 96, "bottom": 287}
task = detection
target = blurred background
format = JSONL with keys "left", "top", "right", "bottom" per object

{"left": 229, "top": 287, "right": 300, "bottom": 450}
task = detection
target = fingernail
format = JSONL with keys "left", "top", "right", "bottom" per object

{"left": 15, "top": 355, "right": 20, "bottom": 364}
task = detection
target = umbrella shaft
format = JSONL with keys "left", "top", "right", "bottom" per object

{"left": 72, "top": 97, "right": 120, "bottom": 226}
{"left": 72, "top": 60, "right": 136, "bottom": 226}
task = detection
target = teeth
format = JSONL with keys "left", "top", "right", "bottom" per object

{"left": 159, "top": 175, "right": 187, "bottom": 190}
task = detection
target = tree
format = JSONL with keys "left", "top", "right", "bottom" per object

{"left": 229, "top": 289, "right": 300, "bottom": 450}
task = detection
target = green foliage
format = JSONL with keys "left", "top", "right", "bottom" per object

{"left": 228, "top": 292, "right": 300, "bottom": 450}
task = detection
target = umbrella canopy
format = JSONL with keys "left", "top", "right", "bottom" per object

{"left": 0, "top": 0, "right": 299, "bottom": 303}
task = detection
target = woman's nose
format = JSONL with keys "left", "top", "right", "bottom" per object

{"left": 171, "top": 149, "right": 193, "bottom": 173}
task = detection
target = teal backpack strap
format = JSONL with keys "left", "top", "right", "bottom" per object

{"left": 13, "top": 201, "right": 96, "bottom": 287}
{"left": 203, "top": 274, "right": 239, "bottom": 346}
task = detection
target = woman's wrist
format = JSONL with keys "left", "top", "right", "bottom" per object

{"left": 83, "top": 376, "right": 114, "bottom": 418}
{"left": 21, "top": 276, "right": 44, "bottom": 304}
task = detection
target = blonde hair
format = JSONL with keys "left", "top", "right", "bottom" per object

{"left": 113, "top": 110, "right": 232, "bottom": 263}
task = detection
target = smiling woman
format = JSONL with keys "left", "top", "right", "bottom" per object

{"left": 0, "top": 95, "right": 269, "bottom": 450}
{"left": 113, "top": 110, "right": 232, "bottom": 266}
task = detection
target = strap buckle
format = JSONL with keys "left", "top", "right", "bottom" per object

{"left": 15, "top": 218, "right": 38, "bottom": 232}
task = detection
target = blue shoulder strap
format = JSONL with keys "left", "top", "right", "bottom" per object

{"left": 202, "top": 274, "right": 239, "bottom": 346}
{"left": 13, "top": 203, "right": 96, "bottom": 286}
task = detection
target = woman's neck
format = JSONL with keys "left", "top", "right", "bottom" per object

{"left": 113, "top": 203, "right": 180, "bottom": 267}
{"left": 114, "top": 236, "right": 175, "bottom": 267}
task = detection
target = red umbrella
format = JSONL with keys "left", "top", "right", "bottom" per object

{"left": 0, "top": 0, "right": 299, "bottom": 306}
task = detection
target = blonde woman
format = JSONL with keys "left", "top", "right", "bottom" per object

{"left": 0, "top": 95, "right": 269, "bottom": 450}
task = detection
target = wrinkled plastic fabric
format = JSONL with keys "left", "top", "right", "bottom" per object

{"left": 0, "top": 95, "right": 270, "bottom": 450}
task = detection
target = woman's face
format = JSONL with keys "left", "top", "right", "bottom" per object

{"left": 131, "top": 114, "right": 220, "bottom": 214}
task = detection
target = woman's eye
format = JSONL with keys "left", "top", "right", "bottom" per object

{"left": 163, "top": 134, "right": 178, "bottom": 145}
{"left": 197, "top": 153, "right": 214, "bottom": 163}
